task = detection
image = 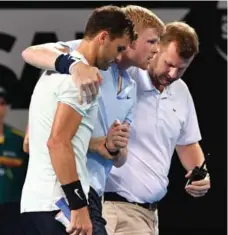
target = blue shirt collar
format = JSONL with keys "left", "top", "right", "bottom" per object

{"left": 111, "top": 63, "right": 135, "bottom": 99}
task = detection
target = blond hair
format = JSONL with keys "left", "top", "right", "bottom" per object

{"left": 122, "top": 5, "right": 165, "bottom": 36}
{"left": 161, "top": 21, "right": 199, "bottom": 59}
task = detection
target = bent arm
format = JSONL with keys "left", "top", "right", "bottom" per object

{"left": 89, "top": 137, "right": 114, "bottom": 160}
{"left": 22, "top": 41, "right": 102, "bottom": 105}
{"left": 176, "top": 142, "right": 205, "bottom": 172}
{"left": 47, "top": 102, "right": 82, "bottom": 184}
{"left": 89, "top": 137, "right": 128, "bottom": 167}
{"left": 21, "top": 43, "right": 69, "bottom": 71}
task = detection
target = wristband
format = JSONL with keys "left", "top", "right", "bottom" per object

{"left": 104, "top": 141, "right": 120, "bottom": 156}
{"left": 55, "top": 53, "right": 83, "bottom": 74}
{"left": 61, "top": 180, "right": 88, "bottom": 210}
{"left": 69, "top": 61, "right": 81, "bottom": 74}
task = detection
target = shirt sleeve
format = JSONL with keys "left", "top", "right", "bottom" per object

{"left": 176, "top": 91, "right": 202, "bottom": 145}
{"left": 57, "top": 40, "right": 82, "bottom": 53}
{"left": 56, "top": 75, "right": 92, "bottom": 117}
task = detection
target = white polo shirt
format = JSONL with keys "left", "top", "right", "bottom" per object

{"left": 105, "top": 67, "right": 201, "bottom": 203}
{"left": 21, "top": 52, "right": 98, "bottom": 213}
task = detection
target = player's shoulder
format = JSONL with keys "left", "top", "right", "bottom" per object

{"left": 57, "top": 39, "right": 82, "bottom": 52}
{"left": 34, "top": 70, "right": 72, "bottom": 95}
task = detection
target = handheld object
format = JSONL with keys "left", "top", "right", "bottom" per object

{"left": 186, "top": 154, "right": 209, "bottom": 186}
{"left": 55, "top": 197, "right": 71, "bottom": 227}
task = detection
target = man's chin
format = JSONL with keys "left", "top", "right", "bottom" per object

{"left": 102, "top": 66, "right": 110, "bottom": 71}
{"left": 139, "top": 63, "right": 149, "bottom": 70}
{"left": 159, "top": 80, "right": 170, "bottom": 86}
{"left": 99, "top": 64, "right": 109, "bottom": 71}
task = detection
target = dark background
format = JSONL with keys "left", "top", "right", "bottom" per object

{"left": 0, "top": 1, "right": 226, "bottom": 235}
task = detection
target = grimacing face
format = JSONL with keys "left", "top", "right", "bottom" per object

{"left": 96, "top": 33, "right": 131, "bottom": 70}
{"left": 148, "top": 41, "right": 194, "bottom": 88}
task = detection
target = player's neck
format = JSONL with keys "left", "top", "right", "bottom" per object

{"left": 76, "top": 39, "right": 96, "bottom": 66}
{"left": 117, "top": 57, "right": 132, "bottom": 70}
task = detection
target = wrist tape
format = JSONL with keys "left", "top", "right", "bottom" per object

{"left": 104, "top": 141, "right": 120, "bottom": 156}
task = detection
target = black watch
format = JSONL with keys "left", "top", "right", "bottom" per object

{"left": 104, "top": 142, "right": 120, "bottom": 156}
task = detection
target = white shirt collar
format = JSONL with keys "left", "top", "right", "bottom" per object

{"left": 138, "top": 69, "right": 175, "bottom": 96}
{"left": 70, "top": 50, "right": 89, "bottom": 65}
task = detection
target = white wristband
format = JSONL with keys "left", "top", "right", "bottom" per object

{"left": 69, "top": 50, "right": 85, "bottom": 74}
{"left": 69, "top": 60, "right": 82, "bottom": 74}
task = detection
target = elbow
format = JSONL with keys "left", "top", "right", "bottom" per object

{"left": 47, "top": 136, "right": 68, "bottom": 152}
{"left": 21, "top": 47, "right": 34, "bottom": 64}
{"left": 47, "top": 137, "right": 56, "bottom": 152}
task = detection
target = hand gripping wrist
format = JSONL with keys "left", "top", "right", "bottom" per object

{"left": 104, "top": 140, "right": 120, "bottom": 156}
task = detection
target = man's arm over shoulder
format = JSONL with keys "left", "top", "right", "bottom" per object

{"left": 21, "top": 40, "right": 102, "bottom": 104}
{"left": 21, "top": 42, "right": 70, "bottom": 71}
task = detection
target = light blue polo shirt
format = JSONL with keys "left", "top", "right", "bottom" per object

{"left": 59, "top": 40, "right": 137, "bottom": 196}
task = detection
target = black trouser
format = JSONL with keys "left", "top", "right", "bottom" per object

{"left": 21, "top": 187, "right": 107, "bottom": 235}
{"left": 89, "top": 187, "right": 107, "bottom": 235}
{"left": 0, "top": 202, "right": 24, "bottom": 235}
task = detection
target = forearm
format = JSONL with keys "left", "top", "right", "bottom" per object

{"left": 89, "top": 136, "right": 127, "bottom": 167}
{"left": 88, "top": 136, "right": 116, "bottom": 160}
{"left": 23, "top": 124, "right": 29, "bottom": 153}
{"left": 48, "top": 140, "right": 79, "bottom": 184}
{"left": 176, "top": 142, "right": 205, "bottom": 171}
{"left": 89, "top": 136, "right": 106, "bottom": 153}
{"left": 21, "top": 43, "right": 67, "bottom": 70}
{"left": 113, "top": 147, "right": 128, "bottom": 168}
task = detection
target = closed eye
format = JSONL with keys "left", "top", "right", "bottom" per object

{"left": 117, "top": 46, "right": 126, "bottom": 53}
{"left": 147, "top": 38, "right": 159, "bottom": 44}
{"left": 165, "top": 61, "right": 175, "bottom": 68}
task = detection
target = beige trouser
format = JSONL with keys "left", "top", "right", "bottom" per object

{"left": 102, "top": 201, "right": 159, "bottom": 235}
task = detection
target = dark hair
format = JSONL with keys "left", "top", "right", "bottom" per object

{"left": 84, "top": 5, "right": 136, "bottom": 42}
{"left": 160, "top": 21, "right": 199, "bottom": 59}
